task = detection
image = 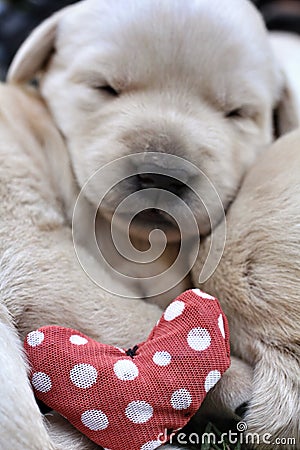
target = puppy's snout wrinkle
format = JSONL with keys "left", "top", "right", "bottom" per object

{"left": 137, "top": 173, "right": 187, "bottom": 195}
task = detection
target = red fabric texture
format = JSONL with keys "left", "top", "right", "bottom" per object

{"left": 24, "top": 289, "right": 230, "bottom": 450}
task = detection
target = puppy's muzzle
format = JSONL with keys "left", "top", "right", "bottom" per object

{"left": 130, "top": 163, "right": 195, "bottom": 229}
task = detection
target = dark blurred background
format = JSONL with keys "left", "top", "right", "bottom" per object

{"left": 0, "top": 0, "right": 300, "bottom": 80}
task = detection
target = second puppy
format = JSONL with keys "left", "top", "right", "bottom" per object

{"left": 193, "top": 129, "right": 300, "bottom": 449}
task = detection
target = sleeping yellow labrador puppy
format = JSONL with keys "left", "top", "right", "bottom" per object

{"left": 0, "top": 84, "right": 252, "bottom": 449}
{"left": 1, "top": 0, "right": 300, "bottom": 448}
{"left": 193, "top": 129, "right": 300, "bottom": 449}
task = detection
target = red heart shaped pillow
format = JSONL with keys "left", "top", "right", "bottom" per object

{"left": 24, "top": 289, "right": 230, "bottom": 450}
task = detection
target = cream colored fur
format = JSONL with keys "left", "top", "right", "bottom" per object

{"left": 1, "top": 0, "right": 300, "bottom": 448}
{"left": 193, "top": 129, "right": 300, "bottom": 449}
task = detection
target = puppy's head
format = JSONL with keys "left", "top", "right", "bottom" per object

{"left": 8, "top": 0, "right": 297, "bottom": 238}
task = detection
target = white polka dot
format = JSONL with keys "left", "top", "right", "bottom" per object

{"left": 70, "top": 363, "right": 98, "bottom": 388}
{"left": 164, "top": 300, "right": 185, "bottom": 321}
{"left": 204, "top": 370, "right": 221, "bottom": 392}
{"left": 69, "top": 335, "right": 88, "bottom": 346}
{"left": 218, "top": 314, "right": 225, "bottom": 338}
{"left": 27, "top": 330, "right": 44, "bottom": 347}
{"left": 125, "top": 400, "right": 153, "bottom": 424}
{"left": 171, "top": 388, "right": 192, "bottom": 410}
{"left": 153, "top": 351, "right": 172, "bottom": 367}
{"left": 140, "top": 440, "right": 162, "bottom": 450}
{"left": 187, "top": 327, "right": 211, "bottom": 351}
{"left": 192, "top": 288, "right": 215, "bottom": 300}
{"left": 32, "top": 372, "right": 52, "bottom": 393}
{"left": 81, "top": 409, "right": 109, "bottom": 431}
{"left": 113, "top": 359, "right": 139, "bottom": 381}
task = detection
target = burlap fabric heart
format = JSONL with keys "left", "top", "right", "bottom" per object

{"left": 24, "top": 289, "right": 230, "bottom": 450}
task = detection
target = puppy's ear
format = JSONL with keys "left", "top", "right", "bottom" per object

{"left": 7, "top": 8, "right": 67, "bottom": 83}
{"left": 274, "top": 75, "right": 300, "bottom": 137}
{"left": 270, "top": 32, "right": 300, "bottom": 136}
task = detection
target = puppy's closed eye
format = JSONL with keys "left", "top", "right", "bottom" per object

{"left": 225, "top": 108, "right": 244, "bottom": 119}
{"left": 225, "top": 106, "right": 258, "bottom": 122}
{"left": 95, "top": 85, "right": 120, "bottom": 97}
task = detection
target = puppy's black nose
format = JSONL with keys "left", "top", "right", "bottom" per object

{"left": 137, "top": 173, "right": 187, "bottom": 195}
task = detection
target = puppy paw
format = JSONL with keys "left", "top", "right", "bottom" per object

{"left": 242, "top": 351, "right": 300, "bottom": 449}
